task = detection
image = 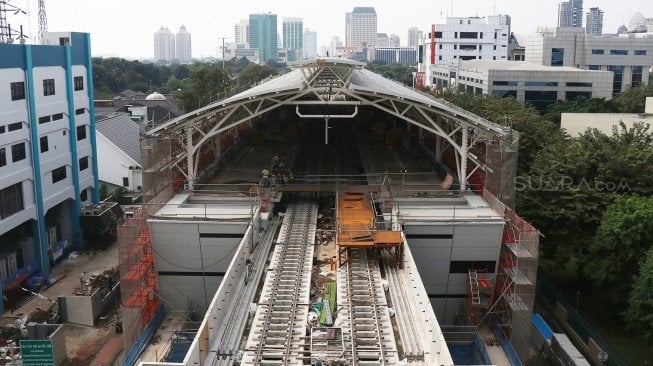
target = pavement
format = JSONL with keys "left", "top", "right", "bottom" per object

{"left": 0, "top": 242, "right": 125, "bottom": 365}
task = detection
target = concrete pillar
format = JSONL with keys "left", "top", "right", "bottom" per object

{"left": 460, "top": 127, "right": 468, "bottom": 192}
{"left": 186, "top": 127, "right": 195, "bottom": 190}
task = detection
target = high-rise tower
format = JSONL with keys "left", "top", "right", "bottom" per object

{"left": 345, "top": 7, "right": 377, "bottom": 60}
{"left": 586, "top": 7, "right": 604, "bottom": 35}
{"left": 154, "top": 26, "right": 175, "bottom": 62}
{"left": 249, "top": 13, "right": 278, "bottom": 63}
{"left": 283, "top": 17, "right": 303, "bottom": 61}
{"left": 175, "top": 25, "right": 192, "bottom": 63}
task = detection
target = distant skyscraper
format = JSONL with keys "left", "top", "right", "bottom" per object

{"left": 283, "top": 17, "right": 303, "bottom": 61}
{"left": 154, "top": 26, "right": 175, "bottom": 62}
{"left": 249, "top": 13, "right": 278, "bottom": 63}
{"left": 329, "top": 36, "right": 343, "bottom": 57}
{"left": 235, "top": 19, "right": 249, "bottom": 43}
{"left": 558, "top": 0, "right": 583, "bottom": 27}
{"left": 303, "top": 29, "right": 317, "bottom": 58}
{"left": 175, "top": 25, "right": 192, "bottom": 63}
{"left": 345, "top": 7, "right": 377, "bottom": 60}
{"left": 407, "top": 27, "right": 423, "bottom": 48}
{"left": 376, "top": 33, "right": 389, "bottom": 47}
{"left": 585, "top": 7, "right": 604, "bottom": 35}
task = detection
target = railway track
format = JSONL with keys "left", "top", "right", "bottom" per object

{"left": 338, "top": 249, "right": 399, "bottom": 365}
{"left": 242, "top": 201, "right": 318, "bottom": 365}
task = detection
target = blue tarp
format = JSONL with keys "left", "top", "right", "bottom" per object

{"left": 531, "top": 313, "right": 554, "bottom": 340}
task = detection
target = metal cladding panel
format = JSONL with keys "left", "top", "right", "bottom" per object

{"left": 451, "top": 247, "right": 499, "bottom": 261}
{"left": 71, "top": 33, "right": 90, "bottom": 65}
{"left": 452, "top": 224, "right": 503, "bottom": 249}
{"left": 157, "top": 274, "right": 221, "bottom": 315}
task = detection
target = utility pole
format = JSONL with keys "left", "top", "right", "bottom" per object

{"left": 218, "top": 37, "right": 227, "bottom": 70}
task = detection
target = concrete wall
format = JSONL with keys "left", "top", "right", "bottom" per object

{"left": 561, "top": 112, "right": 653, "bottom": 137}
{"left": 58, "top": 288, "right": 102, "bottom": 326}
{"left": 149, "top": 220, "right": 250, "bottom": 315}
{"left": 405, "top": 221, "right": 503, "bottom": 324}
{"left": 96, "top": 131, "right": 142, "bottom": 191}
{"left": 25, "top": 323, "right": 67, "bottom": 366}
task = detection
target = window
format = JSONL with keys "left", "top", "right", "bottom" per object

{"left": 525, "top": 81, "right": 558, "bottom": 87}
{"left": 480, "top": 32, "right": 483, "bottom": 39}
{"left": 80, "top": 189, "right": 88, "bottom": 201}
{"left": 52, "top": 113, "right": 64, "bottom": 121}
{"left": 438, "top": 44, "right": 442, "bottom": 49}
{"left": 10, "top": 82, "right": 25, "bottom": 101}
{"left": 74, "top": 76, "right": 84, "bottom": 91}
{"left": 634, "top": 50, "right": 647, "bottom": 56}
{"left": 11, "top": 142, "right": 26, "bottom": 162}
{"left": 123, "top": 177, "right": 129, "bottom": 187}
{"left": 459, "top": 44, "right": 477, "bottom": 51}
{"left": 75, "top": 108, "right": 85, "bottom": 115}
{"left": 40, "top": 136, "right": 49, "bottom": 153}
{"left": 0, "top": 183, "right": 24, "bottom": 219}
{"left": 8, "top": 122, "right": 22, "bottom": 131}
{"left": 494, "top": 32, "right": 497, "bottom": 39}
{"left": 454, "top": 32, "right": 458, "bottom": 38}
{"left": 493, "top": 80, "right": 518, "bottom": 86}
{"left": 0, "top": 148, "right": 5, "bottom": 167}
{"left": 454, "top": 44, "right": 457, "bottom": 50}
{"left": 566, "top": 82, "right": 593, "bottom": 87}
{"left": 588, "top": 65, "right": 601, "bottom": 70}
{"left": 591, "top": 49, "right": 604, "bottom": 54}
{"left": 460, "top": 56, "right": 476, "bottom": 60}
{"left": 59, "top": 37, "right": 70, "bottom": 46}
{"left": 610, "top": 50, "right": 628, "bottom": 55}
{"left": 551, "top": 48, "right": 564, "bottom": 66}
{"left": 434, "top": 31, "right": 442, "bottom": 38}
{"left": 449, "top": 260, "right": 496, "bottom": 273}
{"left": 438, "top": 55, "right": 442, "bottom": 61}
{"left": 52, "top": 166, "right": 67, "bottom": 184}
{"left": 608, "top": 65, "right": 624, "bottom": 94}
{"left": 459, "top": 32, "right": 478, "bottom": 39}
{"left": 0, "top": 126, "right": 5, "bottom": 134}
{"left": 76, "top": 125, "right": 87, "bottom": 141}
{"left": 39, "top": 116, "right": 51, "bottom": 124}
{"left": 525, "top": 90, "right": 559, "bottom": 112}
{"left": 79, "top": 156, "right": 89, "bottom": 171}
{"left": 492, "top": 90, "right": 517, "bottom": 98}
{"left": 632, "top": 66, "right": 643, "bottom": 87}
{"left": 43, "top": 79, "right": 55, "bottom": 96}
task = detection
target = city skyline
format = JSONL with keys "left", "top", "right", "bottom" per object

{"left": 5, "top": 0, "right": 651, "bottom": 59}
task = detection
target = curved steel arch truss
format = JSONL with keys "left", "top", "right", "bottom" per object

{"left": 146, "top": 59, "right": 516, "bottom": 191}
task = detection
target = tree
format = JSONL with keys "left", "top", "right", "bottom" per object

{"left": 624, "top": 246, "right": 653, "bottom": 343}
{"left": 235, "top": 64, "right": 278, "bottom": 88}
{"left": 178, "top": 64, "right": 231, "bottom": 111}
{"left": 543, "top": 96, "right": 619, "bottom": 126}
{"left": 99, "top": 183, "right": 109, "bottom": 200}
{"left": 583, "top": 196, "right": 653, "bottom": 305}
{"left": 614, "top": 82, "right": 653, "bottom": 113}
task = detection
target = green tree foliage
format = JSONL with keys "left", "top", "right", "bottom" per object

{"left": 519, "top": 123, "right": 653, "bottom": 264}
{"left": 366, "top": 62, "right": 416, "bottom": 86}
{"left": 235, "top": 64, "right": 278, "bottom": 88}
{"left": 544, "top": 96, "right": 619, "bottom": 126}
{"left": 614, "top": 82, "right": 653, "bottom": 113}
{"left": 583, "top": 196, "right": 653, "bottom": 305}
{"left": 177, "top": 64, "right": 231, "bottom": 111}
{"left": 624, "top": 246, "right": 653, "bottom": 343}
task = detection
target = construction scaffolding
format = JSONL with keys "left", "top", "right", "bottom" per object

{"left": 118, "top": 208, "right": 160, "bottom": 355}
{"left": 494, "top": 208, "right": 540, "bottom": 362}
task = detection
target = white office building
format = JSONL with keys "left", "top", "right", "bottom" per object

{"left": 345, "top": 7, "right": 377, "bottom": 60}
{"left": 407, "top": 27, "right": 423, "bottom": 48}
{"left": 303, "top": 29, "right": 318, "bottom": 58}
{"left": 431, "top": 60, "right": 613, "bottom": 112}
{"left": 526, "top": 27, "right": 653, "bottom": 93}
{"left": 218, "top": 42, "right": 259, "bottom": 64}
{"left": 0, "top": 33, "right": 100, "bottom": 311}
{"left": 234, "top": 19, "right": 249, "bottom": 44}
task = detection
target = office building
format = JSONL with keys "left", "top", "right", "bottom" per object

{"left": 249, "top": 13, "right": 278, "bottom": 63}
{"left": 408, "top": 27, "right": 423, "bottom": 48}
{"left": 526, "top": 27, "right": 653, "bottom": 93}
{"left": 234, "top": 19, "right": 249, "bottom": 44}
{"left": 345, "top": 7, "right": 377, "bottom": 60}
{"left": 389, "top": 34, "right": 401, "bottom": 47}
{"left": 283, "top": 17, "right": 303, "bottom": 61}
{"left": 586, "top": 7, "right": 604, "bottom": 36}
{"left": 431, "top": 60, "right": 613, "bottom": 111}
{"left": 175, "top": 25, "right": 192, "bottom": 63}
{"left": 375, "top": 47, "right": 417, "bottom": 65}
{"left": 376, "top": 33, "right": 389, "bottom": 47}
{"left": 0, "top": 32, "right": 99, "bottom": 310}
{"left": 329, "top": 36, "right": 343, "bottom": 58}
{"left": 303, "top": 29, "right": 317, "bottom": 58}
{"left": 154, "top": 26, "right": 175, "bottom": 62}
{"left": 219, "top": 42, "right": 259, "bottom": 64}
{"left": 558, "top": 0, "right": 583, "bottom": 28}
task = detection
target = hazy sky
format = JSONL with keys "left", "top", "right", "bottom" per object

{"left": 6, "top": 0, "right": 650, "bottom": 59}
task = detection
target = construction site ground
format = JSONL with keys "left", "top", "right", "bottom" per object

{"left": 0, "top": 243, "right": 123, "bottom": 366}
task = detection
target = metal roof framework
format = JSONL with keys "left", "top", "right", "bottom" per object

{"left": 146, "top": 58, "right": 514, "bottom": 191}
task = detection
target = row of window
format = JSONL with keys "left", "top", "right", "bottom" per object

{"left": 38, "top": 109, "right": 85, "bottom": 125}
{"left": 0, "top": 183, "right": 24, "bottom": 220}
{"left": 9, "top": 76, "right": 84, "bottom": 101}
{"left": 431, "top": 31, "right": 507, "bottom": 40}
{"left": 0, "top": 143, "right": 26, "bottom": 167}
{"left": 492, "top": 81, "right": 593, "bottom": 87}
{"left": 0, "top": 121, "right": 24, "bottom": 134}
{"left": 591, "top": 49, "right": 647, "bottom": 56}
{"left": 440, "top": 55, "right": 506, "bottom": 61}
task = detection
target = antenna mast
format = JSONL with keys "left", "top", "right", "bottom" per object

{"left": 0, "top": 1, "right": 11, "bottom": 43}
{"left": 38, "top": 0, "right": 47, "bottom": 44}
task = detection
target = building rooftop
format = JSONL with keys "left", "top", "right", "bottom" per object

{"left": 454, "top": 60, "right": 603, "bottom": 73}
{"left": 95, "top": 113, "right": 142, "bottom": 164}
